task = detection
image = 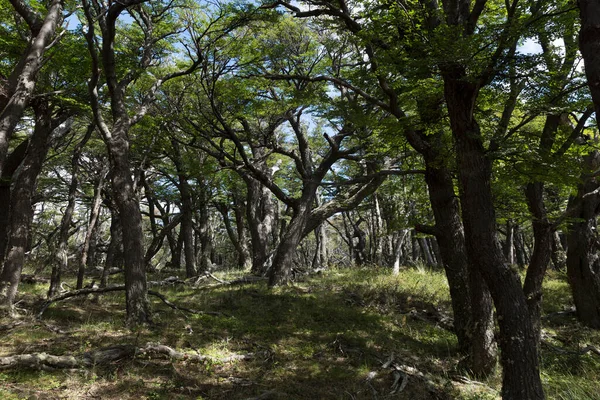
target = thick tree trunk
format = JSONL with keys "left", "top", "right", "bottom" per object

{"left": 0, "top": 140, "right": 29, "bottom": 264}
{"left": 579, "top": 0, "right": 600, "bottom": 119}
{"left": 0, "top": 0, "right": 63, "bottom": 176}
{"left": 443, "top": 71, "right": 544, "bottom": 399}
{"left": 422, "top": 163, "right": 495, "bottom": 372}
{"left": 565, "top": 152, "right": 600, "bottom": 328}
{"left": 269, "top": 200, "right": 312, "bottom": 286}
{"left": 179, "top": 177, "right": 196, "bottom": 278}
{"left": 246, "top": 176, "right": 276, "bottom": 275}
{"left": 108, "top": 122, "right": 151, "bottom": 325}
{"left": 0, "top": 103, "right": 56, "bottom": 310}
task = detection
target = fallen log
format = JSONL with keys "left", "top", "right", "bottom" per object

{"left": 0, "top": 342, "right": 262, "bottom": 371}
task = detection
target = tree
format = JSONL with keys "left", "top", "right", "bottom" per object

{"left": 81, "top": 0, "right": 202, "bottom": 325}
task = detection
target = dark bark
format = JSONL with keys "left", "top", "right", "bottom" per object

{"left": 579, "top": 0, "right": 600, "bottom": 120}
{"left": 245, "top": 175, "right": 276, "bottom": 275}
{"left": 108, "top": 127, "right": 151, "bottom": 325}
{"left": 514, "top": 225, "right": 527, "bottom": 269}
{"left": 443, "top": 69, "right": 544, "bottom": 399}
{"left": 195, "top": 187, "right": 213, "bottom": 273}
{"left": 170, "top": 140, "right": 196, "bottom": 277}
{"left": 0, "top": 102, "right": 63, "bottom": 310}
{"left": 0, "top": 139, "right": 29, "bottom": 264}
{"left": 565, "top": 152, "right": 600, "bottom": 328}
{"left": 422, "top": 161, "right": 494, "bottom": 372}
{"left": 216, "top": 200, "right": 251, "bottom": 269}
{"left": 523, "top": 182, "right": 553, "bottom": 344}
{"left": 269, "top": 193, "right": 315, "bottom": 286}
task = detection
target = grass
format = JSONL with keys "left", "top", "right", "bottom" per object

{"left": 0, "top": 266, "right": 599, "bottom": 399}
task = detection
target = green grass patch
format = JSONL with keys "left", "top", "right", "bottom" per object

{"left": 0, "top": 266, "right": 598, "bottom": 399}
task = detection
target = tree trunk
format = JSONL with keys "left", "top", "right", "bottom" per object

{"left": 179, "top": 178, "right": 196, "bottom": 278}
{"left": 0, "top": 140, "right": 29, "bottom": 264}
{"left": 0, "top": 0, "right": 63, "bottom": 176}
{"left": 505, "top": 219, "right": 516, "bottom": 265}
{"left": 269, "top": 200, "right": 312, "bottom": 286}
{"left": 565, "top": 151, "right": 600, "bottom": 328}
{"left": 108, "top": 122, "right": 151, "bottom": 325}
{"left": 418, "top": 237, "right": 435, "bottom": 266}
{"left": 77, "top": 171, "right": 106, "bottom": 289}
{"left": 48, "top": 124, "right": 93, "bottom": 298}
{"left": 579, "top": 0, "right": 600, "bottom": 120}
{"left": 514, "top": 225, "right": 527, "bottom": 269}
{"left": 0, "top": 102, "right": 57, "bottom": 310}
{"left": 551, "top": 231, "right": 566, "bottom": 271}
{"left": 101, "top": 210, "right": 122, "bottom": 288}
{"left": 269, "top": 181, "right": 323, "bottom": 286}
{"left": 422, "top": 162, "right": 495, "bottom": 373}
{"left": 246, "top": 176, "right": 276, "bottom": 275}
{"left": 391, "top": 229, "right": 409, "bottom": 275}
{"left": 443, "top": 70, "right": 544, "bottom": 399}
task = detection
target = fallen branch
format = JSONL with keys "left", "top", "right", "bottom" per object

{"left": 147, "top": 290, "right": 227, "bottom": 317}
{"left": 0, "top": 320, "right": 25, "bottom": 332}
{"left": 542, "top": 308, "right": 576, "bottom": 320}
{"left": 542, "top": 340, "right": 600, "bottom": 357}
{"left": 37, "top": 285, "right": 126, "bottom": 318}
{"left": 148, "top": 276, "right": 186, "bottom": 286}
{"left": 197, "top": 275, "right": 268, "bottom": 289}
{"left": 20, "top": 275, "right": 50, "bottom": 284}
{"left": 37, "top": 285, "right": 224, "bottom": 319}
{"left": 0, "top": 342, "right": 263, "bottom": 371}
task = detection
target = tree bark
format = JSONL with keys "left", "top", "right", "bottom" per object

{"left": 48, "top": 124, "right": 93, "bottom": 298}
{"left": 245, "top": 175, "right": 276, "bottom": 275}
{"left": 0, "top": 139, "right": 29, "bottom": 264}
{"left": 421, "top": 161, "right": 495, "bottom": 372}
{"left": 565, "top": 152, "right": 600, "bottom": 328}
{"left": 76, "top": 170, "right": 106, "bottom": 289}
{"left": 0, "top": 0, "right": 63, "bottom": 176}
{"left": 102, "top": 209, "right": 122, "bottom": 288}
{"left": 108, "top": 126, "right": 151, "bottom": 325}
{"left": 0, "top": 102, "right": 63, "bottom": 310}
{"left": 443, "top": 69, "right": 544, "bottom": 399}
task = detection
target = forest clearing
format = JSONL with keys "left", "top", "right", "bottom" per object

{"left": 3, "top": 0, "right": 600, "bottom": 399}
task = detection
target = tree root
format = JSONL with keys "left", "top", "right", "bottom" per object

{"left": 0, "top": 342, "right": 263, "bottom": 371}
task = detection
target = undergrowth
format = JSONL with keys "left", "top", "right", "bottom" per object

{"left": 0, "top": 266, "right": 598, "bottom": 399}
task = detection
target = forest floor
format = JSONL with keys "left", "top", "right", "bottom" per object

{"left": 1, "top": 266, "right": 599, "bottom": 400}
